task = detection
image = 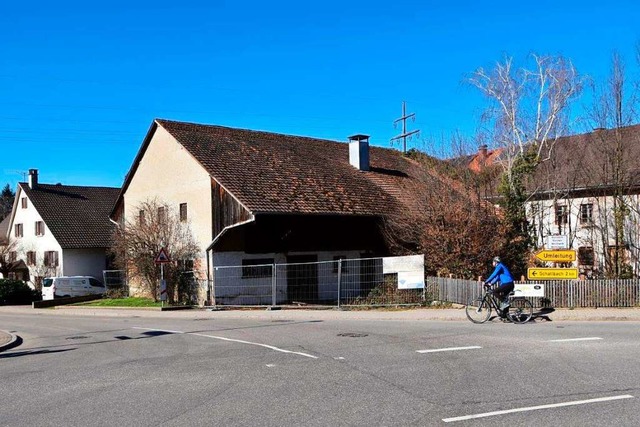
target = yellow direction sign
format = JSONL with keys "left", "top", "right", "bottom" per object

{"left": 527, "top": 268, "right": 578, "bottom": 280}
{"left": 535, "top": 249, "right": 576, "bottom": 263}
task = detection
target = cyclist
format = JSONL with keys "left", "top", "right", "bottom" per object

{"left": 483, "top": 256, "right": 515, "bottom": 318}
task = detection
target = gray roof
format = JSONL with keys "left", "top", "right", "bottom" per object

{"left": 20, "top": 183, "right": 120, "bottom": 249}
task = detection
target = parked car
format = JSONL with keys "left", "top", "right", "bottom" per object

{"left": 42, "top": 276, "right": 106, "bottom": 300}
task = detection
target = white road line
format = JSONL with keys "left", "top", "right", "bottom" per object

{"left": 548, "top": 337, "right": 603, "bottom": 342}
{"left": 133, "top": 327, "right": 318, "bottom": 359}
{"left": 190, "top": 333, "right": 318, "bottom": 359}
{"left": 417, "top": 346, "right": 482, "bottom": 354}
{"left": 442, "top": 394, "right": 634, "bottom": 423}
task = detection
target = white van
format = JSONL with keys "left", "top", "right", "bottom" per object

{"left": 42, "top": 276, "right": 106, "bottom": 300}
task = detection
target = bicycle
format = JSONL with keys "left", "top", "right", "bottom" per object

{"left": 465, "top": 284, "right": 533, "bottom": 324}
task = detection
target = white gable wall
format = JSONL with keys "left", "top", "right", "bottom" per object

{"left": 9, "top": 186, "right": 62, "bottom": 285}
{"left": 124, "top": 125, "right": 213, "bottom": 265}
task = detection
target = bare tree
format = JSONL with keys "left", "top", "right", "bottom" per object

{"left": 379, "top": 152, "right": 505, "bottom": 278}
{"left": 0, "top": 239, "right": 17, "bottom": 279}
{"left": 469, "top": 53, "right": 584, "bottom": 274}
{"left": 470, "top": 54, "right": 583, "bottom": 185}
{"left": 585, "top": 51, "right": 639, "bottom": 277}
{"left": 111, "top": 199, "right": 199, "bottom": 303}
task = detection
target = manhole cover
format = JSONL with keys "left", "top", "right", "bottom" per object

{"left": 66, "top": 336, "right": 89, "bottom": 340}
{"left": 337, "top": 333, "right": 368, "bottom": 338}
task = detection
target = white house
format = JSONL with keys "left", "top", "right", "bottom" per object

{"left": 4, "top": 169, "right": 120, "bottom": 288}
{"left": 463, "top": 125, "right": 640, "bottom": 278}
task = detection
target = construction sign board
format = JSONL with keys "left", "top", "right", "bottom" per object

{"left": 155, "top": 247, "right": 171, "bottom": 264}
{"left": 527, "top": 268, "right": 578, "bottom": 280}
{"left": 535, "top": 249, "right": 576, "bottom": 263}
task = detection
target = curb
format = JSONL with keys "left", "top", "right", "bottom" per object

{"left": 0, "top": 331, "right": 22, "bottom": 353}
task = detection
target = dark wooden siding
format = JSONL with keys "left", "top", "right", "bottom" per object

{"left": 212, "top": 179, "right": 252, "bottom": 239}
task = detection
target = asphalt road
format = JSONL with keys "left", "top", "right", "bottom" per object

{"left": 1, "top": 310, "right": 639, "bottom": 426}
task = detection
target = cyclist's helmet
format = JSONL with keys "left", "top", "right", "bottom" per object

{"left": 492, "top": 256, "right": 501, "bottom": 263}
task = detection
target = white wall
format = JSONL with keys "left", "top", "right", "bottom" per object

{"left": 63, "top": 248, "right": 108, "bottom": 281}
{"left": 124, "top": 124, "right": 213, "bottom": 274}
{"left": 527, "top": 194, "right": 640, "bottom": 276}
{"left": 10, "top": 186, "right": 63, "bottom": 286}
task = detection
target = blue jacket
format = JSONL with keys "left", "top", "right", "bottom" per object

{"left": 485, "top": 262, "right": 514, "bottom": 285}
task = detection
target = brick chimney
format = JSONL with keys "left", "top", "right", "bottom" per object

{"left": 348, "top": 134, "right": 370, "bottom": 171}
{"left": 28, "top": 169, "right": 38, "bottom": 189}
{"left": 478, "top": 144, "right": 488, "bottom": 158}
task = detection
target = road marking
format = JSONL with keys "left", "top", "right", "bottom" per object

{"left": 417, "top": 346, "right": 482, "bottom": 354}
{"left": 133, "top": 327, "right": 318, "bottom": 359}
{"left": 191, "top": 333, "right": 318, "bottom": 359}
{"left": 548, "top": 337, "right": 603, "bottom": 342}
{"left": 442, "top": 394, "right": 633, "bottom": 423}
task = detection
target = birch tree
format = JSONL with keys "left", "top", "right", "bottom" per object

{"left": 469, "top": 54, "right": 584, "bottom": 275}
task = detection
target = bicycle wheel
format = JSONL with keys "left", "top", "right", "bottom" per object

{"left": 507, "top": 298, "right": 533, "bottom": 324}
{"left": 465, "top": 296, "right": 492, "bottom": 324}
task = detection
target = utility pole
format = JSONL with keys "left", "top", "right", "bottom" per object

{"left": 391, "top": 101, "right": 420, "bottom": 153}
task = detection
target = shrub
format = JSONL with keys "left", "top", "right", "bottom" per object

{"left": 0, "top": 279, "right": 41, "bottom": 305}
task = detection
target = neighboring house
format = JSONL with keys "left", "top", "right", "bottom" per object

{"left": 4, "top": 170, "right": 120, "bottom": 288}
{"left": 461, "top": 125, "right": 640, "bottom": 278}
{"left": 111, "top": 119, "right": 463, "bottom": 304}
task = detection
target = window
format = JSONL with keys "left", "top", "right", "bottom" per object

{"left": 14, "top": 223, "right": 23, "bottom": 238}
{"left": 579, "top": 203, "right": 593, "bottom": 224}
{"left": 89, "top": 278, "right": 105, "bottom": 288}
{"left": 44, "top": 251, "right": 59, "bottom": 267}
{"left": 178, "top": 259, "right": 194, "bottom": 271}
{"left": 139, "top": 210, "right": 145, "bottom": 226}
{"left": 9, "top": 251, "right": 17, "bottom": 263}
{"left": 158, "top": 206, "right": 167, "bottom": 224}
{"left": 27, "top": 251, "right": 36, "bottom": 266}
{"left": 242, "top": 258, "right": 274, "bottom": 278}
{"left": 21, "top": 197, "right": 27, "bottom": 209}
{"left": 35, "top": 221, "right": 45, "bottom": 236}
{"left": 578, "top": 247, "right": 594, "bottom": 266}
{"left": 555, "top": 205, "right": 568, "bottom": 226}
{"left": 179, "top": 203, "right": 188, "bottom": 222}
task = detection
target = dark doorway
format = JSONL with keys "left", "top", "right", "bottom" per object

{"left": 286, "top": 255, "right": 318, "bottom": 303}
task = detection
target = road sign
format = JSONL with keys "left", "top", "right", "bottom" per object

{"left": 547, "top": 235, "right": 568, "bottom": 249}
{"left": 527, "top": 268, "right": 578, "bottom": 280}
{"left": 535, "top": 249, "right": 576, "bottom": 263}
{"left": 155, "top": 247, "right": 171, "bottom": 264}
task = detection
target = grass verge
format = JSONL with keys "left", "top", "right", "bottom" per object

{"left": 77, "top": 297, "right": 163, "bottom": 308}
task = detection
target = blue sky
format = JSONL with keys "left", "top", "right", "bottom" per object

{"left": 1, "top": 0, "right": 639, "bottom": 189}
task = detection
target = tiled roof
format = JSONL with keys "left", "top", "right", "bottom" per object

{"left": 155, "top": 119, "right": 454, "bottom": 217}
{"left": 530, "top": 124, "right": 640, "bottom": 193}
{"left": 20, "top": 183, "right": 120, "bottom": 249}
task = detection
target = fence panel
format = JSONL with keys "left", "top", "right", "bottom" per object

{"left": 211, "top": 257, "right": 426, "bottom": 307}
{"left": 431, "top": 277, "right": 640, "bottom": 308}
{"left": 102, "top": 270, "right": 128, "bottom": 295}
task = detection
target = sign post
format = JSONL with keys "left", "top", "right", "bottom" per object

{"left": 155, "top": 247, "right": 171, "bottom": 306}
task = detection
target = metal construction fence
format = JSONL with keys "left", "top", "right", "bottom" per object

{"left": 106, "top": 264, "right": 640, "bottom": 308}
{"left": 211, "top": 257, "right": 425, "bottom": 307}
{"left": 430, "top": 276, "right": 640, "bottom": 308}
{"left": 102, "top": 270, "right": 128, "bottom": 295}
